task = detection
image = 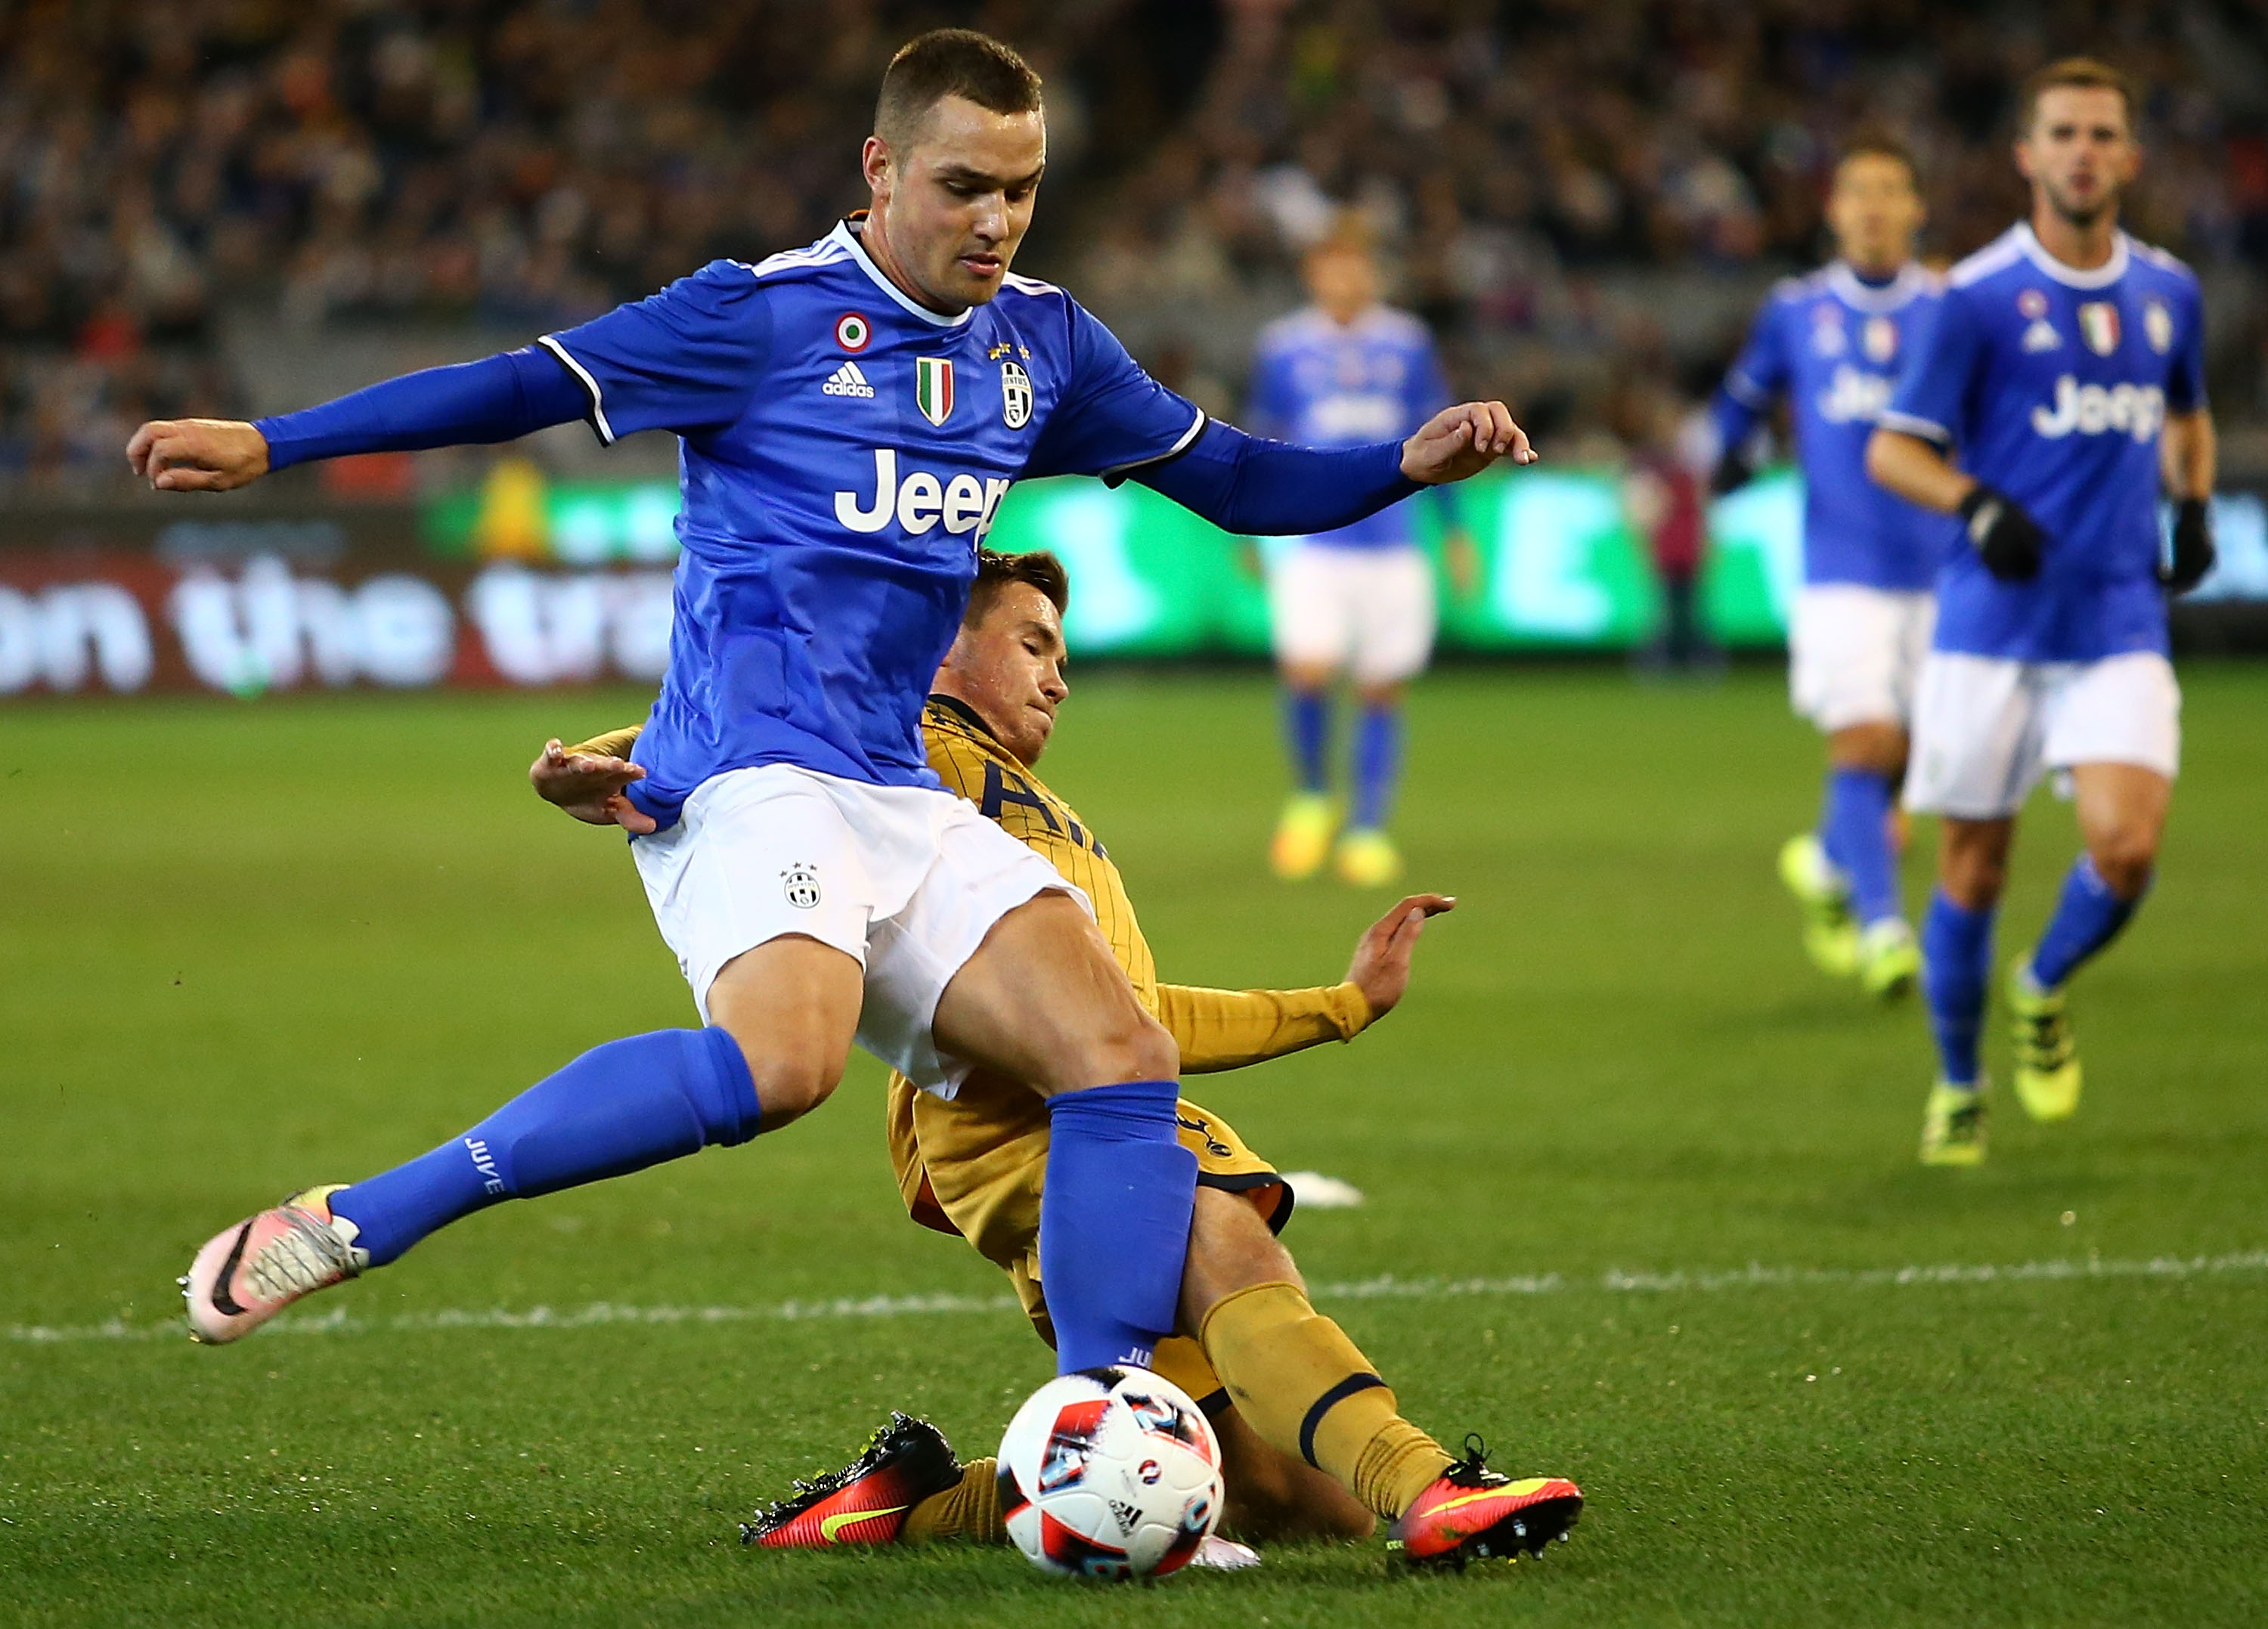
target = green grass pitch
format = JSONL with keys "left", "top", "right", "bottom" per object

{"left": 5, "top": 665, "right": 2265, "bottom": 1627}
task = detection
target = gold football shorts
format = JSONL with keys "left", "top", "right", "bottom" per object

{"left": 887, "top": 1070, "right": 1290, "bottom": 1410}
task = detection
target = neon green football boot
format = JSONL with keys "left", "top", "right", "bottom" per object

{"left": 1334, "top": 827, "right": 1402, "bottom": 887}
{"left": 1778, "top": 834, "right": 1859, "bottom": 977}
{"left": 1271, "top": 793, "right": 1337, "bottom": 881}
{"left": 1919, "top": 1079, "right": 1988, "bottom": 1166}
{"left": 2007, "top": 959, "right": 2082, "bottom": 1122}
{"left": 1856, "top": 918, "right": 1921, "bottom": 1001}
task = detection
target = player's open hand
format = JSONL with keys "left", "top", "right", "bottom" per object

{"left": 1402, "top": 403, "right": 1534, "bottom": 485}
{"left": 530, "top": 739, "right": 656, "bottom": 834}
{"left": 126, "top": 419, "right": 271, "bottom": 493}
{"left": 1346, "top": 892, "right": 1456, "bottom": 1019}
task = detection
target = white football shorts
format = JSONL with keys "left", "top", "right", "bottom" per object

{"left": 1904, "top": 650, "right": 2181, "bottom": 819}
{"left": 1267, "top": 542, "right": 1436, "bottom": 686}
{"left": 630, "top": 763, "right": 1087, "bottom": 1095}
{"left": 1788, "top": 584, "right": 1935, "bottom": 732}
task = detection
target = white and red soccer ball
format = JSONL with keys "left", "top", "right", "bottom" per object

{"left": 998, "top": 1367, "right": 1223, "bottom": 1579}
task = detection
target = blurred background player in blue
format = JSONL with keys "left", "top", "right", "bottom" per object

{"left": 1713, "top": 136, "right": 1955, "bottom": 1002}
{"left": 1247, "top": 219, "right": 1476, "bottom": 887}
{"left": 1870, "top": 59, "right": 2217, "bottom": 1165}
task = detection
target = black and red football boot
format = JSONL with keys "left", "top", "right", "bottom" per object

{"left": 740, "top": 1413, "right": 965, "bottom": 1549}
{"left": 1386, "top": 1435, "right": 1584, "bottom": 1568}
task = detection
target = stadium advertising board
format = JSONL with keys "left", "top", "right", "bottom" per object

{"left": 2, "top": 469, "right": 2263, "bottom": 695}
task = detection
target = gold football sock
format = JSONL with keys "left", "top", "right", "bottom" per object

{"left": 1200, "top": 1280, "right": 1455, "bottom": 1520}
{"left": 901, "top": 1457, "right": 1005, "bottom": 1545}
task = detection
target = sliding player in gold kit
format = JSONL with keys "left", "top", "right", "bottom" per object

{"left": 532, "top": 550, "right": 1581, "bottom": 1566}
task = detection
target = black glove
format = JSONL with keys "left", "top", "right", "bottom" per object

{"left": 1709, "top": 448, "right": 1753, "bottom": 497}
{"left": 1958, "top": 485, "right": 2044, "bottom": 581}
{"left": 2164, "top": 497, "right": 2216, "bottom": 595}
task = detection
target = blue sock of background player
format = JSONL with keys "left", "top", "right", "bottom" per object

{"left": 1820, "top": 766, "right": 1901, "bottom": 926}
{"left": 330, "top": 1028, "right": 759, "bottom": 1265}
{"left": 1284, "top": 688, "right": 1331, "bottom": 797}
{"left": 2027, "top": 855, "right": 2145, "bottom": 990}
{"left": 1351, "top": 701, "right": 1402, "bottom": 832}
{"left": 1921, "top": 891, "right": 1994, "bottom": 1089}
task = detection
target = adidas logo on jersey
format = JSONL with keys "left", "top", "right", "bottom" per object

{"left": 2030, "top": 374, "right": 2165, "bottom": 443}
{"left": 823, "top": 361, "right": 875, "bottom": 399}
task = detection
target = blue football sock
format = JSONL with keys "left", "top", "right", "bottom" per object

{"left": 1821, "top": 767, "right": 1900, "bottom": 927}
{"left": 1921, "top": 890, "right": 1995, "bottom": 1088}
{"left": 1351, "top": 702, "right": 1402, "bottom": 832}
{"left": 1040, "top": 1079, "right": 1198, "bottom": 1372}
{"left": 1284, "top": 689, "right": 1331, "bottom": 795}
{"left": 2029, "top": 855, "right": 2146, "bottom": 991}
{"left": 330, "top": 1027, "right": 759, "bottom": 1267}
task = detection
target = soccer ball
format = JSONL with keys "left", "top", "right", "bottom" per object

{"left": 998, "top": 1366, "right": 1223, "bottom": 1579}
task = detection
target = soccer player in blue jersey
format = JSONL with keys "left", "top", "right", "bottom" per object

{"left": 132, "top": 31, "right": 1534, "bottom": 1365}
{"left": 1249, "top": 221, "right": 1472, "bottom": 887}
{"left": 1867, "top": 58, "right": 2217, "bottom": 1165}
{"left": 1714, "top": 137, "right": 1957, "bottom": 1001}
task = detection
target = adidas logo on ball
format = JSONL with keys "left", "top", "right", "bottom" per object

{"left": 823, "top": 362, "right": 875, "bottom": 398}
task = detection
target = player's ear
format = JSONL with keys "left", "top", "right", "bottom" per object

{"left": 861, "top": 135, "right": 893, "bottom": 196}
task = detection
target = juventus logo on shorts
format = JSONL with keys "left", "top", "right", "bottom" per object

{"left": 782, "top": 863, "right": 822, "bottom": 909}
{"left": 1000, "top": 359, "right": 1033, "bottom": 429}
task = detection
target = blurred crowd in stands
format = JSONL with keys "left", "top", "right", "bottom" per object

{"left": 5, "top": 0, "right": 2266, "bottom": 491}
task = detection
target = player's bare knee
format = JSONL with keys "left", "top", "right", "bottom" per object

{"left": 2088, "top": 828, "right": 2158, "bottom": 900}
{"left": 738, "top": 1047, "right": 843, "bottom": 1126}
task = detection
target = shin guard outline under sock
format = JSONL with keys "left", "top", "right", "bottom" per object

{"left": 1198, "top": 1280, "right": 1454, "bottom": 1519}
{"left": 1040, "top": 1080, "right": 1197, "bottom": 1371}
{"left": 2029, "top": 854, "right": 2145, "bottom": 990}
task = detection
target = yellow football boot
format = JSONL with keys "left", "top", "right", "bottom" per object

{"left": 2007, "top": 960, "right": 2082, "bottom": 1122}
{"left": 1856, "top": 918, "right": 1921, "bottom": 1002}
{"left": 1919, "top": 1080, "right": 1988, "bottom": 1166}
{"left": 1334, "top": 827, "right": 1402, "bottom": 887}
{"left": 1778, "top": 834, "right": 1859, "bottom": 977}
{"left": 1271, "top": 793, "right": 1337, "bottom": 881}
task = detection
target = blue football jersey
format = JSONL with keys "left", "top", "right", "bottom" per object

{"left": 541, "top": 221, "right": 1204, "bottom": 827}
{"left": 1715, "top": 261, "right": 1957, "bottom": 591}
{"left": 1247, "top": 305, "right": 1449, "bottom": 548}
{"left": 1881, "top": 224, "right": 2207, "bottom": 663}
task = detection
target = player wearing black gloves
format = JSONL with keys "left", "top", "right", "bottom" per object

{"left": 1955, "top": 485, "right": 2046, "bottom": 581}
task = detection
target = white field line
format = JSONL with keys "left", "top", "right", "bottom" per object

{"left": 11, "top": 1249, "right": 2266, "bottom": 1347}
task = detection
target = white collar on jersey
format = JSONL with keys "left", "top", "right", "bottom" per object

{"left": 1824, "top": 259, "right": 1931, "bottom": 313}
{"left": 2012, "top": 221, "right": 2130, "bottom": 290}
{"left": 827, "top": 218, "right": 975, "bottom": 328}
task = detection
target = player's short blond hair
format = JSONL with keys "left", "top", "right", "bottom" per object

{"left": 2019, "top": 57, "right": 2137, "bottom": 134}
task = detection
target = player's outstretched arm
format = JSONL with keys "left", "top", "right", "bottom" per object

{"left": 127, "top": 348, "right": 589, "bottom": 493}
{"left": 1136, "top": 410, "right": 1531, "bottom": 539}
{"left": 529, "top": 733, "right": 655, "bottom": 834}
{"left": 1868, "top": 426, "right": 2045, "bottom": 581}
{"left": 1154, "top": 893, "right": 1454, "bottom": 1074}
